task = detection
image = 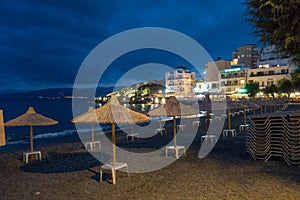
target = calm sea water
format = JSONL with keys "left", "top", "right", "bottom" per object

{"left": 0, "top": 99, "right": 104, "bottom": 152}
{"left": 0, "top": 97, "right": 188, "bottom": 153}
{"left": 0, "top": 98, "right": 165, "bottom": 153}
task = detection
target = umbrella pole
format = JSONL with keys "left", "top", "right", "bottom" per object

{"left": 206, "top": 111, "right": 210, "bottom": 128}
{"left": 159, "top": 117, "right": 162, "bottom": 129}
{"left": 131, "top": 124, "right": 134, "bottom": 134}
{"left": 91, "top": 123, "right": 94, "bottom": 142}
{"left": 112, "top": 123, "right": 116, "bottom": 166}
{"left": 243, "top": 108, "right": 246, "bottom": 125}
{"left": 260, "top": 107, "right": 262, "bottom": 114}
{"left": 173, "top": 116, "right": 176, "bottom": 148}
{"left": 29, "top": 125, "right": 33, "bottom": 152}
{"left": 228, "top": 109, "right": 231, "bottom": 129}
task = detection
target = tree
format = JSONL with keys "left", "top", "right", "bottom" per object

{"left": 291, "top": 68, "right": 300, "bottom": 91}
{"left": 264, "top": 84, "right": 278, "bottom": 98}
{"left": 245, "top": 82, "right": 260, "bottom": 98}
{"left": 245, "top": 0, "right": 300, "bottom": 64}
{"left": 278, "top": 79, "right": 293, "bottom": 97}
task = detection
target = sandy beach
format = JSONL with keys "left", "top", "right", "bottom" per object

{"left": 1, "top": 115, "right": 300, "bottom": 200}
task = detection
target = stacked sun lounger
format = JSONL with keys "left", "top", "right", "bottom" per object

{"left": 246, "top": 111, "right": 300, "bottom": 165}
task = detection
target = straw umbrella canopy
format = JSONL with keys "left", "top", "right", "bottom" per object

{"left": 5, "top": 107, "right": 58, "bottom": 152}
{"left": 197, "top": 94, "right": 213, "bottom": 127}
{"left": 148, "top": 96, "right": 199, "bottom": 148}
{"left": 71, "top": 107, "right": 97, "bottom": 142}
{"left": 250, "top": 99, "right": 266, "bottom": 113}
{"left": 198, "top": 97, "right": 248, "bottom": 128}
{"left": 276, "top": 97, "right": 289, "bottom": 111}
{"left": 269, "top": 98, "right": 289, "bottom": 112}
{"left": 225, "top": 100, "right": 248, "bottom": 128}
{"left": 92, "top": 95, "right": 150, "bottom": 166}
{"left": 251, "top": 99, "right": 278, "bottom": 113}
{"left": 240, "top": 99, "right": 261, "bottom": 115}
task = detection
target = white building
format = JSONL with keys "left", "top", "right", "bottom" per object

{"left": 258, "top": 45, "right": 291, "bottom": 68}
{"left": 248, "top": 66, "right": 290, "bottom": 90}
{"left": 165, "top": 66, "right": 196, "bottom": 96}
{"left": 202, "top": 60, "right": 232, "bottom": 94}
{"left": 219, "top": 65, "right": 247, "bottom": 94}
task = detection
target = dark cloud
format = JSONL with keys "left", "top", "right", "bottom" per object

{"left": 0, "top": 0, "right": 256, "bottom": 90}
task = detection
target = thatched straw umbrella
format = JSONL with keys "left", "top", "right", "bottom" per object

{"left": 240, "top": 99, "right": 261, "bottom": 115}
{"left": 250, "top": 99, "right": 264, "bottom": 114}
{"left": 199, "top": 93, "right": 212, "bottom": 127}
{"left": 198, "top": 97, "right": 247, "bottom": 129}
{"left": 251, "top": 99, "right": 280, "bottom": 113}
{"left": 71, "top": 106, "right": 97, "bottom": 142}
{"left": 270, "top": 98, "right": 289, "bottom": 112}
{"left": 5, "top": 107, "right": 58, "bottom": 152}
{"left": 148, "top": 96, "right": 199, "bottom": 148}
{"left": 92, "top": 95, "right": 150, "bottom": 166}
{"left": 225, "top": 100, "right": 248, "bottom": 129}
{"left": 0, "top": 110, "right": 5, "bottom": 146}
{"left": 276, "top": 97, "right": 289, "bottom": 111}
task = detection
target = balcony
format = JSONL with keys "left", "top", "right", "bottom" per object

{"left": 221, "top": 83, "right": 244, "bottom": 86}
{"left": 220, "top": 74, "right": 246, "bottom": 79}
{"left": 249, "top": 72, "right": 289, "bottom": 77}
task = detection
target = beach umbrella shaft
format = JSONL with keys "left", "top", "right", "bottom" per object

{"left": 173, "top": 116, "right": 176, "bottom": 148}
{"left": 30, "top": 125, "right": 33, "bottom": 152}
{"left": 112, "top": 123, "right": 116, "bottom": 166}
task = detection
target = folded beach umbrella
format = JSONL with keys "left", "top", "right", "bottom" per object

{"left": 0, "top": 110, "right": 5, "bottom": 146}
{"left": 5, "top": 107, "right": 58, "bottom": 152}
{"left": 148, "top": 96, "right": 199, "bottom": 148}
{"left": 71, "top": 106, "right": 97, "bottom": 142}
{"left": 93, "top": 95, "right": 150, "bottom": 166}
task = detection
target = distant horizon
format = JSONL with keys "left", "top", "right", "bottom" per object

{"left": 0, "top": 80, "right": 166, "bottom": 95}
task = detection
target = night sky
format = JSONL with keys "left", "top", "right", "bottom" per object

{"left": 0, "top": 0, "right": 257, "bottom": 91}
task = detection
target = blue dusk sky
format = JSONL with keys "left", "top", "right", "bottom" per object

{"left": 0, "top": 0, "right": 257, "bottom": 91}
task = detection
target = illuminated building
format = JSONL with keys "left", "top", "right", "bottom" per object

{"left": 165, "top": 66, "right": 196, "bottom": 96}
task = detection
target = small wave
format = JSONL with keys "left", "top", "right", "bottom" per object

{"left": 6, "top": 140, "right": 29, "bottom": 145}
{"left": 33, "top": 129, "right": 76, "bottom": 139}
{"left": 4, "top": 118, "right": 172, "bottom": 146}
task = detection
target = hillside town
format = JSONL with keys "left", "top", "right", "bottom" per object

{"left": 97, "top": 44, "right": 299, "bottom": 104}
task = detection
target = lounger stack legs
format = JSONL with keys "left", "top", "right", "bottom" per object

{"left": 246, "top": 112, "right": 300, "bottom": 166}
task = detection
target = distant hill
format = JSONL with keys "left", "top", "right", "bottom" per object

{"left": 0, "top": 80, "right": 164, "bottom": 101}
{"left": 0, "top": 89, "right": 31, "bottom": 95}
{"left": 111, "top": 79, "right": 165, "bottom": 97}
{"left": 0, "top": 87, "right": 122, "bottom": 101}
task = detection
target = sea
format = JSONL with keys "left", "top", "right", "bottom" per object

{"left": 0, "top": 98, "right": 167, "bottom": 153}
{"left": 0, "top": 98, "right": 107, "bottom": 153}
